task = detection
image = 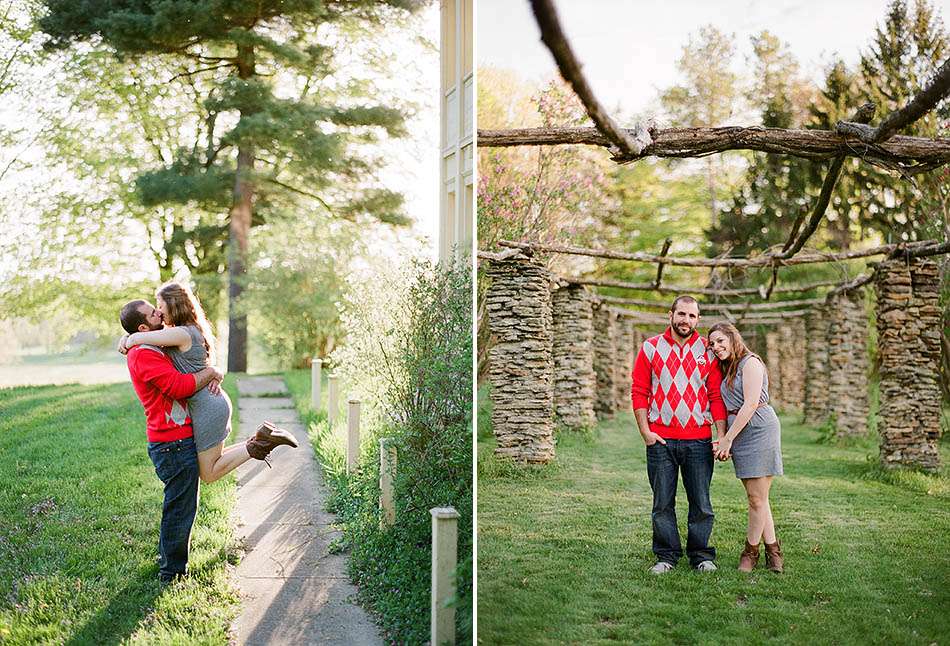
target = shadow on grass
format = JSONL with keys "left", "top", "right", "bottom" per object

{"left": 64, "top": 565, "right": 162, "bottom": 646}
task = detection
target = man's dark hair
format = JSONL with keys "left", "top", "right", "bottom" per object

{"left": 120, "top": 300, "right": 148, "bottom": 334}
{"left": 670, "top": 294, "right": 699, "bottom": 314}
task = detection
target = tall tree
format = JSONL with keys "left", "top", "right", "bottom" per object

{"left": 711, "top": 32, "right": 815, "bottom": 257}
{"left": 660, "top": 25, "right": 741, "bottom": 228}
{"left": 39, "top": 0, "right": 419, "bottom": 371}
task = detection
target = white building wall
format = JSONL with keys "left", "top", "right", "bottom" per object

{"left": 439, "top": 0, "right": 474, "bottom": 261}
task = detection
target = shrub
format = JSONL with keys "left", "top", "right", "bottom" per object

{"left": 317, "top": 254, "right": 473, "bottom": 644}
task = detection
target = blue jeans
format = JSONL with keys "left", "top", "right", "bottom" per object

{"left": 147, "top": 437, "right": 200, "bottom": 581}
{"left": 645, "top": 438, "right": 715, "bottom": 567}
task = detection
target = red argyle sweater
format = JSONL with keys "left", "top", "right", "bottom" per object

{"left": 127, "top": 346, "right": 197, "bottom": 443}
{"left": 630, "top": 328, "right": 727, "bottom": 439}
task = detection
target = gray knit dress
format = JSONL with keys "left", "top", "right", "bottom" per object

{"left": 719, "top": 354, "right": 783, "bottom": 478}
{"left": 166, "top": 325, "right": 232, "bottom": 453}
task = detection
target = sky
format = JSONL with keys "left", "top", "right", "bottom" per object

{"left": 477, "top": 0, "right": 949, "bottom": 119}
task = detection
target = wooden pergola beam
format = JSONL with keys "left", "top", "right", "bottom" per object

{"left": 498, "top": 238, "right": 950, "bottom": 268}
{"left": 598, "top": 295, "right": 825, "bottom": 311}
{"left": 477, "top": 126, "right": 950, "bottom": 172}
{"left": 569, "top": 276, "right": 843, "bottom": 297}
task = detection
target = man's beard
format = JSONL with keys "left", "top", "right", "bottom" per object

{"left": 147, "top": 320, "right": 163, "bottom": 331}
{"left": 671, "top": 321, "right": 695, "bottom": 339}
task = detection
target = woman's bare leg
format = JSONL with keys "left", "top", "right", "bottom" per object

{"left": 741, "top": 476, "right": 774, "bottom": 544}
{"left": 198, "top": 441, "right": 252, "bottom": 483}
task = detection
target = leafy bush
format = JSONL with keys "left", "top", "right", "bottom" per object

{"left": 312, "top": 254, "right": 473, "bottom": 644}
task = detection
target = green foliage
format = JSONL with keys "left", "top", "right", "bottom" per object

{"left": 0, "top": 377, "right": 244, "bottom": 643}
{"left": 240, "top": 218, "right": 352, "bottom": 368}
{"left": 287, "top": 257, "right": 473, "bottom": 645}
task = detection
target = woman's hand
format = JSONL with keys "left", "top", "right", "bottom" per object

{"left": 715, "top": 436, "right": 733, "bottom": 461}
{"left": 117, "top": 334, "right": 130, "bottom": 355}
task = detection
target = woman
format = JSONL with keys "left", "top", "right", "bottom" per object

{"left": 119, "top": 282, "right": 298, "bottom": 482}
{"left": 708, "top": 322, "right": 784, "bottom": 573}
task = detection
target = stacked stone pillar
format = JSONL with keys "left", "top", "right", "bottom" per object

{"left": 803, "top": 305, "right": 830, "bottom": 426}
{"left": 614, "top": 316, "right": 636, "bottom": 414}
{"left": 778, "top": 319, "right": 806, "bottom": 411}
{"left": 764, "top": 331, "right": 784, "bottom": 409}
{"left": 826, "top": 290, "right": 869, "bottom": 438}
{"left": 875, "top": 258, "right": 942, "bottom": 471}
{"left": 485, "top": 257, "right": 556, "bottom": 463}
{"left": 551, "top": 284, "right": 597, "bottom": 430}
{"left": 592, "top": 302, "right": 618, "bottom": 419}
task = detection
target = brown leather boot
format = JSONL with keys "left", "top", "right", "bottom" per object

{"left": 738, "top": 540, "right": 760, "bottom": 572}
{"left": 245, "top": 421, "right": 299, "bottom": 466}
{"left": 764, "top": 540, "right": 784, "bottom": 573}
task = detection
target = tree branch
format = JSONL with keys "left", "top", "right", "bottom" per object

{"left": 836, "top": 57, "right": 950, "bottom": 143}
{"left": 477, "top": 125, "right": 950, "bottom": 172}
{"left": 528, "top": 0, "right": 651, "bottom": 156}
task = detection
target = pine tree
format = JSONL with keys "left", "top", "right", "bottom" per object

{"left": 39, "top": 0, "right": 420, "bottom": 370}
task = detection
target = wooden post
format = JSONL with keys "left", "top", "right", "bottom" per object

{"left": 311, "top": 358, "right": 323, "bottom": 411}
{"left": 379, "top": 438, "right": 397, "bottom": 528}
{"left": 346, "top": 399, "right": 360, "bottom": 474}
{"left": 327, "top": 375, "right": 339, "bottom": 425}
{"left": 430, "top": 507, "right": 459, "bottom": 645}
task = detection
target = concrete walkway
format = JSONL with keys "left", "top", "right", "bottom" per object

{"left": 229, "top": 375, "right": 382, "bottom": 646}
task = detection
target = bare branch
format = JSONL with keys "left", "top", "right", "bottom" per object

{"left": 528, "top": 0, "right": 651, "bottom": 156}
{"left": 836, "top": 57, "right": 950, "bottom": 143}
{"left": 779, "top": 103, "right": 876, "bottom": 258}
{"left": 653, "top": 238, "right": 672, "bottom": 288}
{"left": 477, "top": 125, "right": 950, "bottom": 172}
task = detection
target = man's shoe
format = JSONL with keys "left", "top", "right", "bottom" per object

{"left": 649, "top": 561, "right": 674, "bottom": 575}
{"left": 246, "top": 421, "right": 299, "bottom": 466}
{"left": 738, "top": 540, "right": 760, "bottom": 572}
{"left": 695, "top": 560, "right": 717, "bottom": 572}
{"left": 764, "top": 540, "right": 784, "bottom": 573}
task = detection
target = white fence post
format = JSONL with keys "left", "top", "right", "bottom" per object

{"left": 379, "top": 438, "right": 396, "bottom": 528}
{"left": 311, "top": 358, "right": 323, "bottom": 411}
{"left": 346, "top": 399, "right": 360, "bottom": 474}
{"left": 327, "top": 375, "right": 339, "bottom": 425}
{"left": 430, "top": 506, "right": 459, "bottom": 646}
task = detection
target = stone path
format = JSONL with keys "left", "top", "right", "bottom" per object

{"left": 230, "top": 375, "right": 382, "bottom": 646}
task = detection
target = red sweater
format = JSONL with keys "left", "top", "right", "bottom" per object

{"left": 126, "top": 346, "right": 197, "bottom": 443}
{"left": 630, "top": 328, "right": 727, "bottom": 439}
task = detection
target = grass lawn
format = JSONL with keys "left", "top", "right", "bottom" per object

{"left": 0, "top": 377, "right": 244, "bottom": 644}
{"left": 477, "top": 387, "right": 950, "bottom": 645}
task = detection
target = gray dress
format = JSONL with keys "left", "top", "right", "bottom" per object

{"left": 720, "top": 354, "right": 783, "bottom": 478}
{"left": 166, "top": 325, "right": 232, "bottom": 453}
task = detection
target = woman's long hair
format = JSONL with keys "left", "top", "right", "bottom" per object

{"left": 708, "top": 321, "right": 763, "bottom": 386}
{"left": 156, "top": 282, "right": 215, "bottom": 362}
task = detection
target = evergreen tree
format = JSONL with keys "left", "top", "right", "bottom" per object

{"left": 39, "top": 0, "right": 420, "bottom": 370}
{"left": 710, "top": 32, "right": 813, "bottom": 258}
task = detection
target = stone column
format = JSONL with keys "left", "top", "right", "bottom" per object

{"left": 826, "top": 290, "right": 869, "bottom": 438}
{"left": 485, "top": 257, "right": 556, "bottom": 463}
{"left": 551, "top": 284, "right": 597, "bottom": 430}
{"left": 764, "top": 330, "right": 784, "bottom": 409}
{"left": 803, "top": 305, "right": 830, "bottom": 426}
{"left": 592, "top": 301, "right": 618, "bottom": 419}
{"left": 778, "top": 318, "right": 806, "bottom": 412}
{"left": 875, "top": 258, "right": 942, "bottom": 471}
{"left": 614, "top": 317, "right": 636, "bottom": 413}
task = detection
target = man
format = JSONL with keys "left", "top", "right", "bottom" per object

{"left": 119, "top": 299, "right": 222, "bottom": 584}
{"left": 630, "top": 295, "right": 727, "bottom": 574}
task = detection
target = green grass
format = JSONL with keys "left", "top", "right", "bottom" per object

{"left": 0, "top": 377, "right": 244, "bottom": 644}
{"left": 477, "top": 386, "right": 950, "bottom": 645}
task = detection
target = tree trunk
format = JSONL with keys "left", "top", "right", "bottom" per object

{"left": 227, "top": 44, "right": 256, "bottom": 372}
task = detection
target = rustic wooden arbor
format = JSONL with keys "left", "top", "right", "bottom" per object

{"left": 478, "top": 0, "right": 950, "bottom": 471}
